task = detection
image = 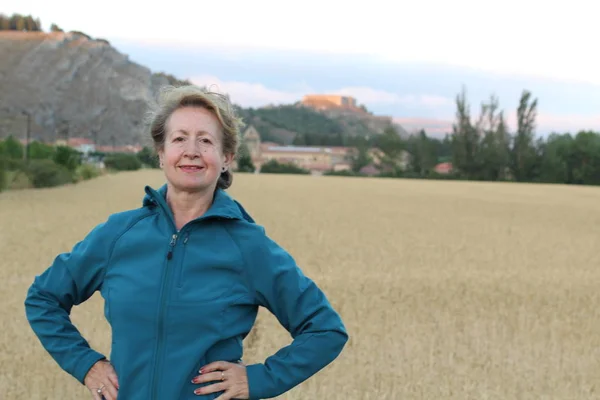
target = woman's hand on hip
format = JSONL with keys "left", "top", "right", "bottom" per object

{"left": 192, "top": 360, "right": 249, "bottom": 399}
{"left": 84, "top": 359, "right": 119, "bottom": 400}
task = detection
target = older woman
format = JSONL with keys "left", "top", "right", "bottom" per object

{"left": 24, "top": 85, "right": 348, "bottom": 400}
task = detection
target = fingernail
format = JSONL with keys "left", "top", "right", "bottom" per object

{"left": 198, "top": 369, "right": 203, "bottom": 374}
{"left": 194, "top": 389, "right": 202, "bottom": 395}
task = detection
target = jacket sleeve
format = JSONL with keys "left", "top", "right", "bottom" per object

{"left": 244, "top": 230, "right": 349, "bottom": 399}
{"left": 24, "top": 219, "right": 115, "bottom": 385}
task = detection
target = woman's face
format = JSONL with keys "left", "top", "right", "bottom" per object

{"left": 158, "top": 106, "right": 232, "bottom": 193}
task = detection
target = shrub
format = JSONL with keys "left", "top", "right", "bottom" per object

{"left": 24, "top": 159, "right": 74, "bottom": 188}
{"left": 260, "top": 159, "right": 310, "bottom": 175}
{"left": 103, "top": 153, "right": 142, "bottom": 171}
{"left": 53, "top": 146, "right": 82, "bottom": 171}
{"left": 76, "top": 163, "right": 102, "bottom": 181}
{"left": 136, "top": 147, "right": 159, "bottom": 168}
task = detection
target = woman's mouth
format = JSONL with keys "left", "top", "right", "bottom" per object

{"left": 179, "top": 165, "right": 204, "bottom": 173}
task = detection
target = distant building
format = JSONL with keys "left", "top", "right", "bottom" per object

{"left": 434, "top": 162, "right": 453, "bottom": 174}
{"left": 301, "top": 94, "right": 359, "bottom": 111}
{"left": 236, "top": 125, "right": 353, "bottom": 175}
{"left": 235, "top": 125, "right": 411, "bottom": 175}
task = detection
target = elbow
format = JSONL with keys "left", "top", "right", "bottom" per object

{"left": 331, "top": 325, "right": 349, "bottom": 358}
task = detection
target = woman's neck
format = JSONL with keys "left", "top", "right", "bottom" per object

{"left": 165, "top": 185, "right": 214, "bottom": 230}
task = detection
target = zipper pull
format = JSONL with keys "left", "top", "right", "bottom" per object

{"left": 167, "top": 233, "right": 177, "bottom": 260}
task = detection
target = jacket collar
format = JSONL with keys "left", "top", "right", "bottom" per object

{"left": 142, "top": 184, "right": 249, "bottom": 223}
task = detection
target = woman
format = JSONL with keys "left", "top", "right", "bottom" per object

{"left": 24, "top": 85, "right": 348, "bottom": 400}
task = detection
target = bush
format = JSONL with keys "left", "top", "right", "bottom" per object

{"left": 24, "top": 159, "right": 74, "bottom": 188}
{"left": 104, "top": 153, "right": 142, "bottom": 171}
{"left": 53, "top": 146, "right": 82, "bottom": 171}
{"left": 76, "top": 163, "right": 102, "bottom": 181}
{"left": 136, "top": 147, "right": 159, "bottom": 168}
{"left": 260, "top": 159, "right": 310, "bottom": 175}
{"left": 0, "top": 157, "right": 25, "bottom": 171}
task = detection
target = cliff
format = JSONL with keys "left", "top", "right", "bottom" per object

{"left": 0, "top": 31, "right": 170, "bottom": 146}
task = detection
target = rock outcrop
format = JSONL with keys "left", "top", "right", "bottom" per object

{"left": 0, "top": 31, "right": 171, "bottom": 146}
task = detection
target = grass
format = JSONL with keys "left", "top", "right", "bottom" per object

{"left": 1, "top": 170, "right": 600, "bottom": 399}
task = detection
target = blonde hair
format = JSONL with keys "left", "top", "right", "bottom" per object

{"left": 145, "top": 85, "right": 245, "bottom": 190}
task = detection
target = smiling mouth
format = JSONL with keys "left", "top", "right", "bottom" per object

{"left": 179, "top": 165, "right": 205, "bottom": 172}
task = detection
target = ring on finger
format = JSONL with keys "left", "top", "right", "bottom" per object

{"left": 97, "top": 385, "right": 105, "bottom": 394}
{"left": 221, "top": 371, "right": 225, "bottom": 381}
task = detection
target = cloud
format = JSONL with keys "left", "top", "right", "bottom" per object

{"left": 190, "top": 75, "right": 306, "bottom": 108}
{"left": 334, "top": 87, "right": 453, "bottom": 108}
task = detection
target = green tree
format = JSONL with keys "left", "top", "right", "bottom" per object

{"left": 511, "top": 90, "right": 539, "bottom": 181}
{"left": 477, "top": 95, "right": 511, "bottom": 181}
{"left": 104, "top": 153, "right": 142, "bottom": 171}
{"left": 539, "top": 133, "right": 574, "bottom": 184}
{"left": 451, "top": 87, "right": 482, "bottom": 179}
{"left": 236, "top": 144, "right": 255, "bottom": 173}
{"left": 2, "top": 136, "right": 24, "bottom": 159}
{"left": 349, "top": 138, "right": 373, "bottom": 173}
{"left": 137, "top": 147, "right": 159, "bottom": 168}
{"left": 28, "top": 141, "right": 56, "bottom": 160}
{"left": 406, "top": 129, "right": 438, "bottom": 177}
{"left": 373, "top": 126, "right": 406, "bottom": 175}
{"left": 571, "top": 131, "right": 600, "bottom": 185}
{"left": 53, "top": 146, "right": 81, "bottom": 171}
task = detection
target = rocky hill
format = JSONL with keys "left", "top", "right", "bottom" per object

{"left": 0, "top": 31, "right": 406, "bottom": 148}
{"left": 0, "top": 31, "right": 175, "bottom": 146}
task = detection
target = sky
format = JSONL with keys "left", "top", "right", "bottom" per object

{"left": 6, "top": 0, "right": 600, "bottom": 136}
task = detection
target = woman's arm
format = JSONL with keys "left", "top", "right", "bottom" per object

{"left": 24, "top": 219, "right": 116, "bottom": 385}
{"left": 242, "top": 229, "right": 349, "bottom": 399}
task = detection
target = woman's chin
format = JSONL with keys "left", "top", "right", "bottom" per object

{"left": 169, "top": 176, "right": 215, "bottom": 192}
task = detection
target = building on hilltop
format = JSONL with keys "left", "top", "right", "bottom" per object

{"left": 301, "top": 94, "right": 359, "bottom": 111}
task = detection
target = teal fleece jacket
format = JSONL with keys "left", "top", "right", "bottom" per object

{"left": 24, "top": 184, "right": 348, "bottom": 399}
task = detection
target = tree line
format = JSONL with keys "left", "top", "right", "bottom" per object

{"left": 342, "top": 88, "right": 600, "bottom": 186}
{"left": 0, "top": 13, "right": 43, "bottom": 32}
{"left": 0, "top": 12, "right": 66, "bottom": 33}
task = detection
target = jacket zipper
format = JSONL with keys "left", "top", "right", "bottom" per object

{"left": 176, "top": 232, "right": 190, "bottom": 288}
{"left": 150, "top": 232, "right": 178, "bottom": 400}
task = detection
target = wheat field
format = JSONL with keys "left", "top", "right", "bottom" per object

{"left": 2, "top": 170, "right": 600, "bottom": 399}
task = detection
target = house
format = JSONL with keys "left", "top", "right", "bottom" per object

{"left": 434, "top": 162, "right": 453, "bottom": 174}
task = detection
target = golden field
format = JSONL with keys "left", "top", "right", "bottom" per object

{"left": 2, "top": 170, "right": 600, "bottom": 399}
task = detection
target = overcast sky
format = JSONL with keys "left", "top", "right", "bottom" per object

{"left": 7, "top": 0, "right": 600, "bottom": 136}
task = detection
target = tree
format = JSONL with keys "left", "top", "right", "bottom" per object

{"left": 53, "top": 146, "right": 81, "bottom": 171}
{"left": 2, "top": 136, "right": 24, "bottom": 159}
{"left": 406, "top": 129, "right": 438, "bottom": 177}
{"left": 236, "top": 144, "right": 255, "bottom": 173}
{"left": 451, "top": 86, "right": 482, "bottom": 179}
{"left": 136, "top": 147, "right": 159, "bottom": 168}
{"left": 344, "top": 136, "right": 372, "bottom": 173}
{"left": 511, "top": 90, "right": 539, "bottom": 181}
{"left": 571, "top": 130, "right": 600, "bottom": 185}
{"left": 373, "top": 126, "right": 406, "bottom": 175}
{"left": 478, "top": 95, "right": 511, "bottom": 181}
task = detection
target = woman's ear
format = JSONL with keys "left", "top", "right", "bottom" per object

{"left": 157, "top": 149, "right": 164, "bottom": 168}
{"left": 222, "top": 153, "right": 235, "bottom": 171}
